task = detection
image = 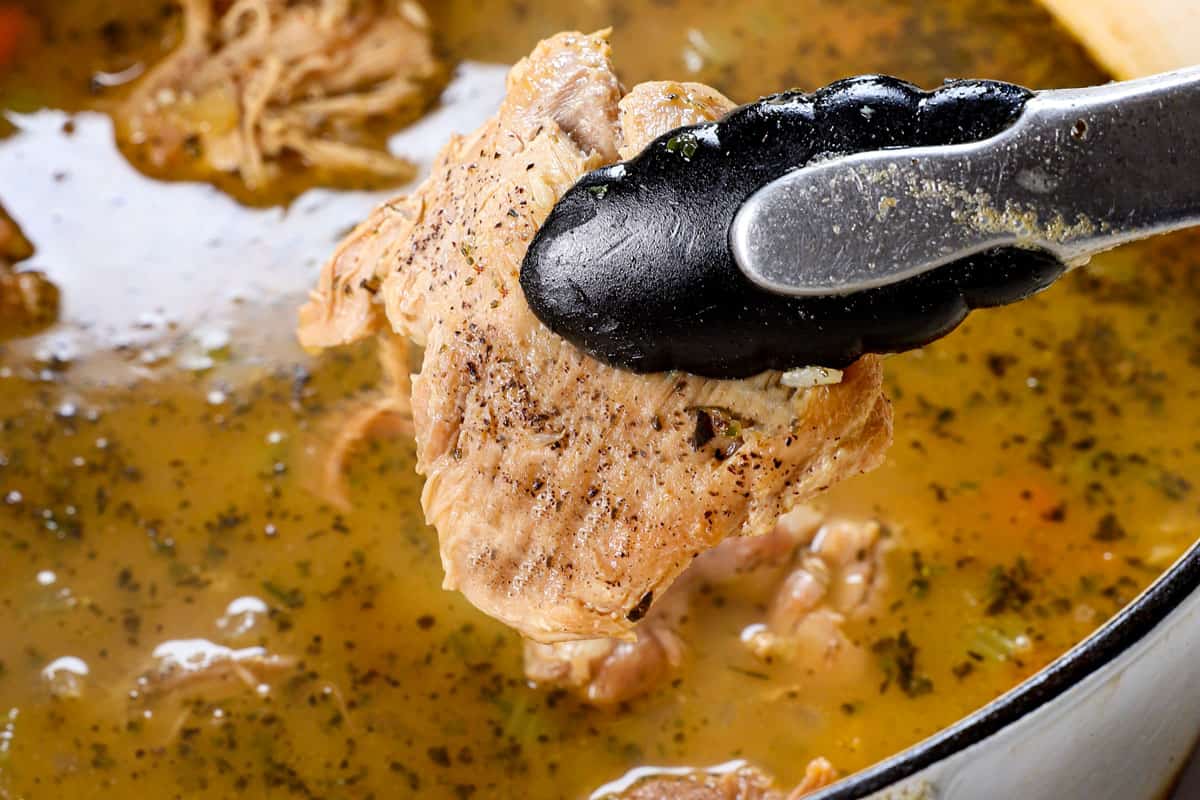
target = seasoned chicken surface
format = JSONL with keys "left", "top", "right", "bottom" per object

{"left": 0, "top": 204, "right": 57, "bottom": 339}
{"left": 299, "top": 31, "right": 892, "bottom": 642}
{"left": 119, "top": 0, "right": 444, "bottom": 192}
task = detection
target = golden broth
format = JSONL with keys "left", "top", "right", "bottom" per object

{"left": 2, "top": 1, "right": 1198, "bottom": 798}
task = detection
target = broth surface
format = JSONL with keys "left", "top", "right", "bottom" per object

{"left": 2, "top": 2, "right": 1199, "bottom": 798}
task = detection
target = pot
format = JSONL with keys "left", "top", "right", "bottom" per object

{"left": 815, "top": 543, "right": 1200, "bottom": 799}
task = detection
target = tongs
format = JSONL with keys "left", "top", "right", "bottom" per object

{"left": 520, "top": 66, "right": 1200, "bottom": 379}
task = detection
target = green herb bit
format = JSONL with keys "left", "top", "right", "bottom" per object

{"left": 986, "top": 557, "right": 1036, "bottom": 615}
{"left": 1092, "top": 513, "right": 1127, "bottom": 542}
{"left": 665, "top": 132, "right": 700, "bottom": 161}
{"left": 908, "top": 550, "right": 934, "bottom": 599}
{"left": 261, "top": 580, "right": 305, "bottom": 609}
{"left": 873, "top": 631, "right": 933, "bottom": 698}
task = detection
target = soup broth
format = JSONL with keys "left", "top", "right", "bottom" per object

{"left": 1, "top": 1, "right": 1198, "bottom": 798}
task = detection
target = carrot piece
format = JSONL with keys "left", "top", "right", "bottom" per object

{"left": 0, "top": 5, "right": 31, "bottom": 69}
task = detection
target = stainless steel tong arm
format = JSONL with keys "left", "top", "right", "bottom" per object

{"left": 731, "top": 65, "right": 1200, "bottom": 297}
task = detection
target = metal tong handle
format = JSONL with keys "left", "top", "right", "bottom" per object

{"left": 731, "top": 65, "right": 1200, "bottom": 297}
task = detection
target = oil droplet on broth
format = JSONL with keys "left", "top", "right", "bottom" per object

{"left": 215, "top": 596, "right": 270, "bottom": 639}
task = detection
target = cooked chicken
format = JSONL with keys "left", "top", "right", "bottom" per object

{"left": 523, "top": 574, "right": 688, "bottom": 706}
{"left": 133, "top": 638, "right": 296, "bottom": 699}
{"left": 687, "top": 505, "right": 824, "bottom": 587}
{"left": 0, "top": 204, "right": 57, "bottom": 338}
{"left": 119, "top": 0, "right": 444, "bottom": 192}
{"left": 308, "top": 334, "right": 415, "bottom": 510}
{"left": 0, "top": 205, "right": 31, "bottom": 264}
{"left": 524, "top": 510, "right": 885, "bottom": 704}
{"left": 298, "top": 31, "right": 892, "bottom": 642}
{"left": 791, "top": 759, "right": 841, "bottom": 798}
{"left": 606, "top": 758, "right": 838, "bottom": 800}
{"left": 610, "top": 766, "right": 780, "bottom": 800}
{"left": 743, "top": 518, "right": 886, "bottom": 666}
{"left": 523, "top": 507, "right": 819, "bottom": 704}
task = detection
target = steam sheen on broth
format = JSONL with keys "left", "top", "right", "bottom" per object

{"left": 1, "top": 1, "right": 1199, "bottom": 798}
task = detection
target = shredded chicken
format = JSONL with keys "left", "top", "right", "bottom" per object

{"left": 603, "top": 758, "right": 838, "bottom": 799}
{"left": 611, "top": 765, "right": 781, "bottom": 800}
{"left": 0, "top": 203, "right": 57, "bottom": 338}
{"left": 743, "top": 518, "right": 887, "bottom": 665}
{"left": 132, "top": 638, "right": 297, "bottom": 698}
{"left": 308, "top": 333, "right": 415, "bottom": 510}
{"left": 523, "top": 510, "right": 886, "bottom": 706}
{"left": 523, "top": 582, "right": 688, "bottom": 706}
{"left": 128, "top": 638, "right": 310, "bottom": 748}
{"left": 789, "top": 759, "right": 841, "bottom": 798}
{"left": 119, "top": 0, "right": 444, "bottom": 192}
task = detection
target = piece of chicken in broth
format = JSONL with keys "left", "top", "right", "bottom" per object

{"left": 0, "top": 204, "right": 57, "bottom": 339}
{"left": 298, "top": 31, "right": 892, "bottom": 643}
{"left": 600, "top": 757, "right": 840, "bottom": 799}
{"left": 524, "top": 509, "right": 888, "bottom": 706}
{"left": 119, "top": 0, "right": 444, "bottom": 194}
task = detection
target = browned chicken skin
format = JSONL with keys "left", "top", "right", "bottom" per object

{"left": 119, "top": 0, "right": 444, "bottom": 192}
{"left": 299, "top": 31, "right": 892, "bottom": 643}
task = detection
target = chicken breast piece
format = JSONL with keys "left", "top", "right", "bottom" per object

{"left": 119, "top": 0, "right": 444, "bottom": 193}
{"left": 298, "top": 31, "right": 892, "bottom": 642}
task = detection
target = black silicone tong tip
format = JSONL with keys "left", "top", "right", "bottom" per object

{"left": 520, "top": 74, "right": 1063, "bottom": 380}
